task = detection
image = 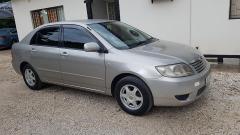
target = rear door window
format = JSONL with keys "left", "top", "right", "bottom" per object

{"left": 32, "top": 26, "right": 60, "bottom": 47}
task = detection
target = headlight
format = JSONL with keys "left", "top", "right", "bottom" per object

{"left": 156, "top": 63, "right": 194, "bottom": 77}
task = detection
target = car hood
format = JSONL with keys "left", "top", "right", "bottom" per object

{"left": 128, "top": 40, "right": 203, "bottom": 64}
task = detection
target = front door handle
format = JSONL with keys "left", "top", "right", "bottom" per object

{"left": 61, "top": 52, "right": 69, "bottom": 56}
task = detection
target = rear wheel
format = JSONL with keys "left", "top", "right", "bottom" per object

{"left": 22, "top": 64, "right": 43, "bottom": 90}
{"left": 114, "top": 76, "right": 153, "bottom": 116}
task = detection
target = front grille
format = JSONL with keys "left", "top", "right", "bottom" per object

{"left": 190, "top": 59, "right": 206, "bottom": 73}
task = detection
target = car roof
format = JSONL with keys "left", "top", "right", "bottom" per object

{"left": 20, "top": 19, "right": 115, "bottom": 44}
{"left": 41, "top": 19, "right": 114, "bottom": 27}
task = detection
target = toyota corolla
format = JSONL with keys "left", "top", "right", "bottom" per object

{"left": 12, "top": 20, "right": 211, "bottom": 115}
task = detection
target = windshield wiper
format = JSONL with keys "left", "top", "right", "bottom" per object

{"left": 129, "top": 37, "right": 156, "bottom": 49}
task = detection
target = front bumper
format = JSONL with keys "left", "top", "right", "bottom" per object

{"left": 147, "top": 63, "right": 211, "bottom": 106}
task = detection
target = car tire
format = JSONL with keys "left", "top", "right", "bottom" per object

{"left": 114, "top": 76, "right": 153, "bottom": 116}
{"left": 22, "top": 64, "right": 44, "bottom": 90}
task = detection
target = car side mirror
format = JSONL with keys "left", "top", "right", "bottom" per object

{"left": 84, "top": 42, "right": 100, "bottom": 52}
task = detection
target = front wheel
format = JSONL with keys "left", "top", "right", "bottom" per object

{"left": 114, "top": 76, "right": 153, "bottom": 116}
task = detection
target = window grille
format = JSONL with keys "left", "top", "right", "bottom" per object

{"left": 31, "top": 6, "right": 65, "bottom": 28}
{"left": 230, "top": 0, "right": 240, "bottom": 19}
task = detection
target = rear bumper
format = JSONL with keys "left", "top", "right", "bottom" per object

{"left": 146, "top": 63, "right": 211, "bottom": 106}
{"left": 11, "top": 49, "right": 22, "bottom": 75}
{"left": 12, "top": 59, "right": 21, "bottom": 74}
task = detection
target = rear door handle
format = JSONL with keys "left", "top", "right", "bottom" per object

{"left": 61, "top": 52, "right": 69, "bottom": 56}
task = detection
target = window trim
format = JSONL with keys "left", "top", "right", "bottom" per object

{"left": 229, "top": 0, "right": 240, "bottom": 19}
{"left": 30, "top": 25, "right": 61, "bottom": 48}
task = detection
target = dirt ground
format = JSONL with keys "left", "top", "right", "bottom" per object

{"left": 0, "top": 50, "right": 240, "bottom": 135}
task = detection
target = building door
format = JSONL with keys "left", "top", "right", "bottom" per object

{"left": 84, "top": 0, "right": 120, "bottom": 21}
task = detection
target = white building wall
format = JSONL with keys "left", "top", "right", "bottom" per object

{"left": 11, "top": 0, "right": 88, "bottom": 40}
{"left": 120, "top": 0, "right": 240, "bottom": 55}
{"left": 192, "top": 0, "right": 240, "bottom": 55}
{"left": 12, "top": 0, "right": 240, "bottom": 55}
{"left": 119, "top": 0, "right": 191, "bottom": 45}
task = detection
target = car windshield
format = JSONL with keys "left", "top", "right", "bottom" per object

{"left": 88, "top": 21, "right": 157, "bottom": 50}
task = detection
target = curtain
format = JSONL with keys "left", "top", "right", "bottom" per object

{"left": 47, "top": 8, "right": 58, "bottom": 23}
{"left": 31, "top": 11, "right": 42, "bottom": 28}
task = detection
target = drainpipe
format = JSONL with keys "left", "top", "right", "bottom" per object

{"left": 84, "top": 0, "right": 93, "bottom": 19}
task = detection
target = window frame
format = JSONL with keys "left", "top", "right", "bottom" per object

{"left": 60, "top": 24, "right": 107, "bottom": 52}
{"left": 30, "top": 25, "right": 61, "bottom": 48}
{"left": 229, "top": 0, "right": 240, "bottom": 19}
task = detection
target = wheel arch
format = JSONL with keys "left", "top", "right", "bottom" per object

{"left": 111, "top": 73, "right": 153, "bottom": 99}
{"left": 20, "top": 61, "right": 31, "bottom": 74}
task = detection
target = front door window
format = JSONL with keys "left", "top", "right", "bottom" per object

{"left": 63, "top": 27, "right": 96, "bottom": 50}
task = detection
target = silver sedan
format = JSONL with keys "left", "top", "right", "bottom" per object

{"left": 12, "top": 20, "right": 211, "bottom": 115}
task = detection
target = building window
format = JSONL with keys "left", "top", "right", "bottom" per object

{"left": 230, "top": 0, "right": 240, "bottom": 19}
{"left": 31, "top": 6, "right": 65, "bottom": 28}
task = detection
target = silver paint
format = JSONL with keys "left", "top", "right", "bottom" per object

{"left": 11, "top": 20, "right": 211, "bottom": 106}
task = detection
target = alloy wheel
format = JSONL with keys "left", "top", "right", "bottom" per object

{"left": 120, "top": 84, "right": 143, "bottom": 110}
{"left": 24, "top": 68, "right": 36, "bottom": 87}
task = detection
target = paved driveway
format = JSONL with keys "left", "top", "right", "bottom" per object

{"left": 0, "top": 50, "right": 240, "bottom": 135}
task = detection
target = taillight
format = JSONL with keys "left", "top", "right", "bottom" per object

{"left": 0, "top": 36, "right": 7, "bottom": 40}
